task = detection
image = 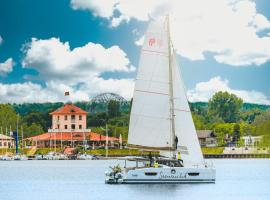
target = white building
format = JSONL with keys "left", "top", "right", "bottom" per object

{"left": 242, "top": 136, "right": 263, "bottom": 146}
{"left": 0, "top": 134, "right": 14, "bottom": 148}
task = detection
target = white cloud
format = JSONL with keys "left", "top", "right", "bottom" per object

{"left": 135, "top": 36, "right": 144, "bottom": 46}
{"left": 0, "top": 37, "right": 137, "bottom": 103}
{"left": 0, "top": 78, "right": 134, "bottom": 104}
{"left": 70, "top": 0, "right": 118, "bottom": 18}
{"left": 0, "top": 58, "right": 14, "bottom": 76}
{"left": 71, "top": 0, "right": 270, "bottom": 66}
{"left": 187, "top": 76, "right": 270, "bottom": 105}
{"left": 22, "top": 37, "right": 134, "bottom": 84}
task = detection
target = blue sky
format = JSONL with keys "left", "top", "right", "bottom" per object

{"left": 0, "top": 0, "right": 270, "bottom": 104}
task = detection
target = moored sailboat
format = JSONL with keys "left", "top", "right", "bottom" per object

{"left": 105, "top": 16, "right": 215, "bottom": 184}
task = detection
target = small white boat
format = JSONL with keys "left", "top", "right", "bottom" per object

{"left": 105, "top": 16, "right": 216, "bottom": 184}
{"left": 14, "top": 154, "right": 28, "bottom": 161}
{"left": 44, "top": 152, "right": 67, "bottom": 160}
{"left": 1, "top": 154, "right": 14, "bottom": 161}
{"left": 77, "top": 153, "right": 98, "bottom": 160}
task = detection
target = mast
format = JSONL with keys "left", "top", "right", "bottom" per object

{"left": 167, "top": 15, "right": 176, "bottom": 150}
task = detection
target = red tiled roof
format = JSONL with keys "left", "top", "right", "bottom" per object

{"left": 25, "top": 132, "right": 119, "bottom": 142}
{"left": 50, "top": 104, "right": 87, "bottom": 115}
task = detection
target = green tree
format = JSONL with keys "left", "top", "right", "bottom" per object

{"left": 107, "top": 100, "right": 120, "bottom": 118}
{"left": 0, "top": 104, "right": 19, "bottom": 132}
{"left": 232, "top": 124, "right": 240, "bottom": 143}
{"left": 192, "top": 114, "right": 205, "bottom": 130}
{"left": 252, "top": 109, "right": 270, "bottom": 126}
{"left": 22, "top": 112, "right": 47, "bottom": 130}
{"left": 209, "top": 91, "right": 243, "bottom": 123}
{"left": 23, "top": 123, "right": 44, "bottom": 138}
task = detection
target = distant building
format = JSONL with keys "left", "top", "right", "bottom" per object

{"left": 25, "top": 103, "right": 118, "bottom": 148}
{"left": 242, "top": 136, "right": 263, "bottom": 146}
{"left": 0, "top": 134, "right": 14, "bottom": 148}
{"left": 196, "top": 130, "right": 217, "bottom": 147}
{"left": 49, "top": 103, "right": 88, "bottom": 132}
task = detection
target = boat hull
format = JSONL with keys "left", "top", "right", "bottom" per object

{"left": 105, "top": 166, "right": 215, "bottom": 184}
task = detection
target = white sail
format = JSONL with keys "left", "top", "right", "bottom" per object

{"left": 128, "top": 18, "right": 173, "bottom": 149}
{"left": 172, "top": 51, "right": 204, "bottom": 164}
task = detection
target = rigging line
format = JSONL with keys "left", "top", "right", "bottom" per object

{"left": 135, "top": 78, "right": 169, "bottom": 85}
{"left": 141, "top": 49, "right": 168, "bottom": 56}
{"left": 135, "top": 89, "right": 169, "bottom": 96}
{"left": 174, "top": 108, "right": 191, "bottom": 113}
{"left": 133, "top": 113, "right": 170, "bottom": 120}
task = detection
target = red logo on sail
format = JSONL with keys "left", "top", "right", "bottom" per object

{"left": 148, "top": 38, "right": 156, "bottom": 46}
{"left": 148, "top": 38, "right": 163, "bottom": 47}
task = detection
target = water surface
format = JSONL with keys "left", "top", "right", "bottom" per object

{"left": 0, "top": 159, "right": 269, "bottom": 200}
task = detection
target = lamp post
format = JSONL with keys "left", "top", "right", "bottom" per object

{"left": 105, "top": 124, "right": 108, "bottom": 158}
{"left": 99, "top": 119, "right": 108, "bottom": 158}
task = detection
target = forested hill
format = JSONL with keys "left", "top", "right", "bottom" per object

{"left": 11, "top": 101, "right": 270, "bottom": 116}
{"left": 190, "top": 102, "right": 270, "bottom": 112}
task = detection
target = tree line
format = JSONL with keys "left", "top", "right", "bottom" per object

{"left": 0, "top": 92, "right": 270, "bottom": 146}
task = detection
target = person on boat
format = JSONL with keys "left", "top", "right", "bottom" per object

{"left": 154, "top": 161, "right": 159, "bottom": 168}
{"left": 177, "top": 151, "right": 184, "bottom": 167}
{"left": 149, "top": 152, "right": 153, "bottom": 167}
{"left": 175, "top": 136, "right": 178, "bottom": 149}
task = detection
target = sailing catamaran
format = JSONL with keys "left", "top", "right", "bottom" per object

{"left": 105, "top": 16, "right": 216, "bottom": 184}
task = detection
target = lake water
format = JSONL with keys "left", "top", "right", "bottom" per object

{"left": 0, "top": 159, "right": 269, "bottom": 200}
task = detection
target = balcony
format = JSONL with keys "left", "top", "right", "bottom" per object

{"left": 48, "top": 129, "right": 91, "bottom": 133}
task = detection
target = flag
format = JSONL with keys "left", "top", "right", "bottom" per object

{"left": 64, "top": 91, "right": 70, "bottom": 96}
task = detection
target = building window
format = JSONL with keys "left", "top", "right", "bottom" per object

{"left": 57, "top": 116, "right": 60, "bottom": 120}
{"left": 71, "top": 124, "right": 75, "bottom": 129}
{"left": 71, "top": 115, "right": 75, "bottom": 120}
{"left": 57, "top": 124, "right": 60, "bottom": 129}
{"left": 79, "top": 125, "right": 82, "bottom": 129}
{"left": 79, "top": 115, "right": 82, "bottom": 120}
{"left": 65, "top": 115, "right": 68, "bottom": 120}
{"left": 0, "top": 142, "right": 2, "bottom": 146}
{"left": 64, "top": 125, "right": 68, "bottom": 129}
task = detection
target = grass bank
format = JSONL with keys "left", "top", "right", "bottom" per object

{"left": 201, "top": 147, "right": 224, "bottom": 155}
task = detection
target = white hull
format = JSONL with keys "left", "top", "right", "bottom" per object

{"left": 105, "top": 166, "right": 215, "bottom": 184}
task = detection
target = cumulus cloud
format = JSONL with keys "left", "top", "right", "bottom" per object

{"left": 187, "top": 76, "right": 270, "bottom": 105}
{"left": 135, "top": 36, "right": 144, "bottom": 46}
{"left": 70, "top": 0, "right": 118, "bottom": 18}
{"left": 0, "top": 58, "right": 14, "bottom": 76}
{"left": 0, "top": 37, "right": 137, "bottom": 103}
{"left": 22, "top": 37, "right": 134, "bottom": 83}
{"left": 71, "top": 0, "right": 270, "bottom": 66}
{"left": 0, "top": 79, "right": 134, "bottom": 104}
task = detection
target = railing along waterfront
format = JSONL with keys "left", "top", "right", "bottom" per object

{"left": 48, "top": 129, "right": 91, "bottom": 133}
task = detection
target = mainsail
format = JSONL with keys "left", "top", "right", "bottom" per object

{"left": 128, "top": 17, "right": 204, "bottom": 164}
{"left": 128, "top": 18, "right": 172, "bottom": 150}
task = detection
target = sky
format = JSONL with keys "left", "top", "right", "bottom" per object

{"left": 0, "top": 0, "right": 270, "bottom": 104}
